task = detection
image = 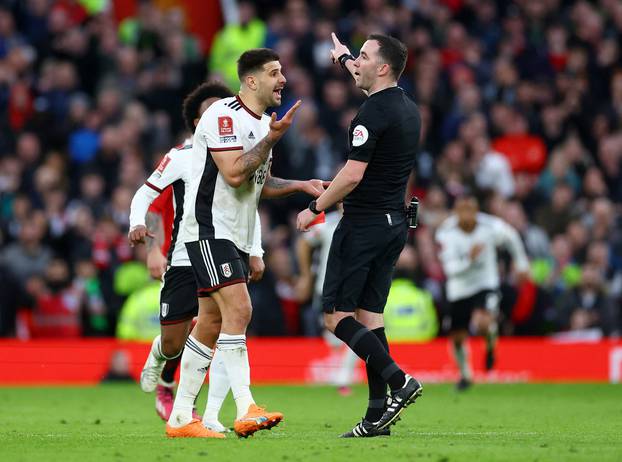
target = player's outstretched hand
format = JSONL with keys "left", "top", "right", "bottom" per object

{"left": 268, "top": 100, "right": 302, "bottom": 142}
{"left": 128, "top": 224, "right": 154, "bottom": 247}
{"left": 301, "top": 179, "right": 330, "bottom": 197}
{"left": 249, "top": 256, "right": 265, "bottom": 282}
{"left": 330, "top": 32, "right": 351, "bottom": 64}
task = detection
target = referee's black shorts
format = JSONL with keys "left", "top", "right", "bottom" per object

{"left": 322, "top": 212, "right": 408, "bottom": 314}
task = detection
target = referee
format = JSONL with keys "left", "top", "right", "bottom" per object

{"left": 297, "top": 33, "right": 422, "bottom": 437}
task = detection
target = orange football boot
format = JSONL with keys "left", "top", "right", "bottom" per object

{"left": 165, "top": 419, "right": 226, "bottom": 438}
{"left": 233, "top": 404, "right": 283, "bottom": 438}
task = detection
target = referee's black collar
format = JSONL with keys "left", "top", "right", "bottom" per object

{"left": 368, "top": 85, "right": 401, "bottom": 98}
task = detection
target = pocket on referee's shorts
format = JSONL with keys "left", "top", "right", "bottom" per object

{"left": 330, "top": 220, "right": 350, "bottom": 258}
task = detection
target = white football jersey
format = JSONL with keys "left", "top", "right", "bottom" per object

{"left": 180, "top": 96, "right": 271, "bottom": 254}
{"left": 140, "top": 138, "right": 194, "bottom": 266}
{"left": 435, "top": 213, "right": 529, "bottom": 301}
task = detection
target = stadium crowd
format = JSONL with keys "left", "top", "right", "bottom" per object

{"left": 0, "top": 0, "right": 620, "bottom": 340}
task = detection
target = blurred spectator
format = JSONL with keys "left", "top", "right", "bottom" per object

{"left": 503, "top": 200, "right": 550, "bottom": 259}
{"left": 384, "top": 245, "right": 438, "bottom": 342}
{"left": 536, "top": 148, "right": 581, "bottom": 199}
{"left": 267, "top": 247, "right": 300, "bottom": 335}
{"left": 279, "top": 103, "right": 338, "bottom": 185}
{"left": 534, "top": 182, "right": 576, "bottom": 237}
{"left": 470, "top": 135, "right": 515, "bottom": 198}
{"left": 555, "top": 264, "right": 619, "bottom": 338}
{"left": 29, "top": 258, "right": 107, "bottom": 338}
{"left": 420, "top": 184, "right": 449, "bottom": 230}
{"left": 0, "top": 212, "right": 51, "bottom": 281}
{"left": 116, "top": 280, "right": 160, "bottom": 341}
{"left": 531, "top": 234, "right": 581, "bottom": 294}
{"left": 208, "top": 1, "right": 266, "bottom": 90}
{"left": 0, "top": 263, "right": 28, "bottom": 336}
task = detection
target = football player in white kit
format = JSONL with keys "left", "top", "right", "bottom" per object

{"left": 167, "top": 48, "right": 327, "bottom": 438}
{"left": 128, "top": 82, "right": 266, "bottom": 433}
{"left": 435, "top": 193, "right": 529, "bottom": 390}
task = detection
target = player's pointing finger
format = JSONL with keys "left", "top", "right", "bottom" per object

{"left": 290, "top": 99, "right": 302, "bottom": 112}
{"left": 285, "top": 100, "right": 302, "bottom": 120}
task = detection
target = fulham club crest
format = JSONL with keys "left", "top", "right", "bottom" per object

{"left": 220, "top": 263, "right": 232, "bottom": 278}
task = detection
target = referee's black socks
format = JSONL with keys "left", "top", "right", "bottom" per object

{"left": 365, "top": 327, "right": 389, "bottom": 422}
{"left": 334, "top": 317, "right": 406, "bottom": 393}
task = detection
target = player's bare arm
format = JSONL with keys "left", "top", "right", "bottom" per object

{"left": 145, "top": 211, "right": 164, "bottom": 252}
{"left": 296, "top": 160, "right": 367, "bottom": 231}
{"left": 145, "top": 211, "right": 167, "bottom": 279}
{"left": 261, "top": 173, "right": 329, "bottom": 198}
{"left": 211, "top": 100, "right": 302, "bottom": 188}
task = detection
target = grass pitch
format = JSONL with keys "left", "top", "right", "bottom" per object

{"left": 1, "top": 383, "right": 620, "bottom": 462}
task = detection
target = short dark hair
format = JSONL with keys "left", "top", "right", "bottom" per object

{"left": 182, "top": 81, "right": 233, "bottom": 132}
{"left": 367, "top": 34, "right": 408, "bottom": 80}
{"left": 237, "top": 48, "right": 280, "bottom": 80}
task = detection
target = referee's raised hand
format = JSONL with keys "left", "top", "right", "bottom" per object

{"left": 330, "top": 32, "right": 351, "bottom": 64}
{"left": 267, "top": 100, "right": 302, "bottom": 142}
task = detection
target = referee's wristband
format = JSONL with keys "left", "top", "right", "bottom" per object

{"left": 337, "top": 53, "right": 354, "bottom": 69}
{"left": 308, "top": 200, "right": 321, "bottom": 215}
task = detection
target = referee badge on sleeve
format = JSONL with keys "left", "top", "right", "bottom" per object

{"left": 220, "top": 263, "right": 232, "bottom": 278}
{"left": 161, "top": 302, "right": 169, "bottom": 318}
{"left": 352, "top": 125, "right": 369, "bottom": 146}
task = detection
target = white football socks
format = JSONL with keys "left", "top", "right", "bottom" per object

{"left": 216, "top": 333, "right": 254, "bottom": 419}
{"left": 151, "top": 335, "right": 165, "bottom": 360}
{"left": 167, "top": 335, "right": 213, "bottom": 428}
{"left": 203, "top": 351, "right": 230, "bottom": 424}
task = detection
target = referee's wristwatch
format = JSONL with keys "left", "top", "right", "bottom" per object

{"left": 337, "top": 53, "right": 354, "bottom": 69}
{"left": 308, "top": 200, "right": 322, "bottom": 215}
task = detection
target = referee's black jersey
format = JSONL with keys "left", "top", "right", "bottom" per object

{"left": 343, "top": 86, "right": 420, "bottom": 216}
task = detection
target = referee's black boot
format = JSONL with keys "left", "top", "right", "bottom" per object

{"left": 374, "top": 375, "right": 423, "bottom": 430}
{"left": 340, "top": 418, "right": 390, "bottom": 438}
